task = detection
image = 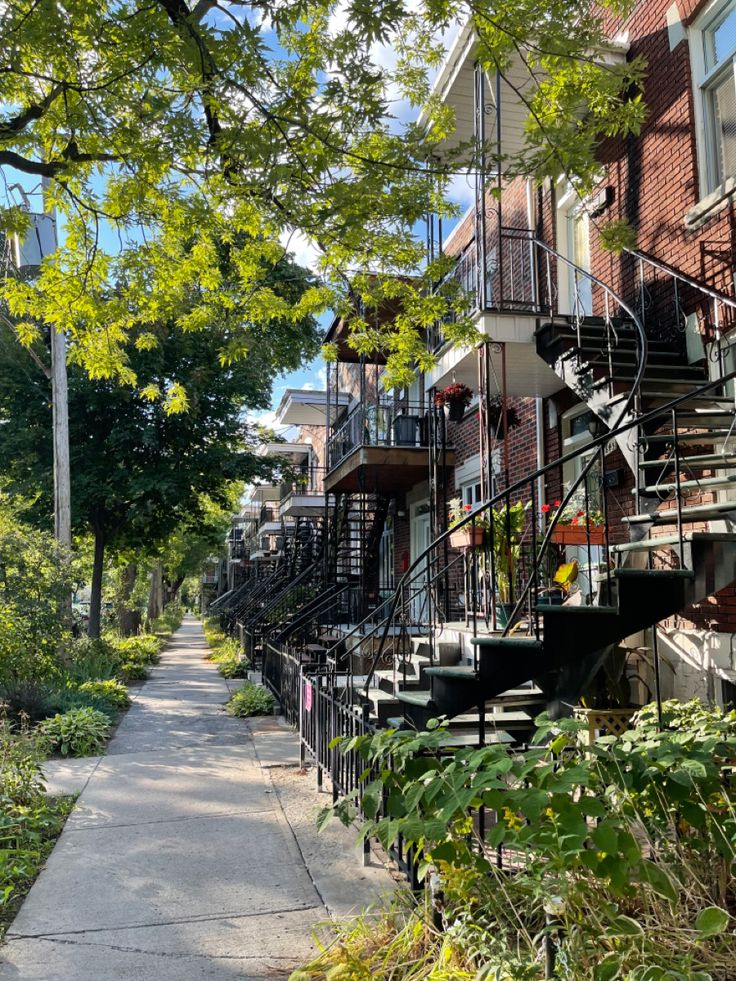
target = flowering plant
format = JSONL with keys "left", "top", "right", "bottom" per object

{"left": 541, "top": 489, "right": 604, "bottom": 527}
{"left": 434, "top": 383, "right": 473, "bottom": 408}
{"left": 448, "top": 497, "right": 489, "bottom": 530}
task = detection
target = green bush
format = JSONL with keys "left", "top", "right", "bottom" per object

{"left": 226, "top": 682, "right": 274, "bottom": 718}
{"left": 78, "top": 679, "right": 130, "bottom": 711}
{"left": 312, "top": 702, "right": 736, "bottom": 980}
{"left": 117, "top": 661, "right": 149, "bottom": 683}
{"left": 39, "top": 707, "right": 110, "bottom": 757}
{"left": 217, "top": 655, "right": 251, "bottom": 679}
{"left": 66, "top": 636, "right": 120, "bottom": 682}
{"left": 151, "top": 601, "right": 183, "bottom": 636}
{"left": 110, "top": 634, "right": 161, "bottom": 664}
{"left": 0, "top": 720, "right": 73, "bottom": 931}
{"left": 0, "top": 504, "right": 73, "bottom": 688}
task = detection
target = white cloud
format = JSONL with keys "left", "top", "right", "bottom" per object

{"left": 279, "top": 227, "right": 322, "bottom": 273}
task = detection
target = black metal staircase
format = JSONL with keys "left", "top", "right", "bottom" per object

{"left": 353, "top": 248, "right": 736, "bottom": 736}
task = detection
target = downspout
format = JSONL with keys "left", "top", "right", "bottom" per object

{"left": 526, "top": 177, "right": 546, "bottom": 511}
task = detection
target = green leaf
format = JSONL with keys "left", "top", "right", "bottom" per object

{"left": 594, "top": 952, "right": 621, "bottom": 981}
{"left": 695, "top": 905, "right": 730, "bottom": 937}
{"left": 640, "top": 861, "right": 679, "bottom": 909}
{"left": 609, "top": 915, "right": 644, "bottom": 937}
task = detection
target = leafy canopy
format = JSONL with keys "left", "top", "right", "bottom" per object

{"left": 0, "top": 1, "right": 644, "bottom": 392}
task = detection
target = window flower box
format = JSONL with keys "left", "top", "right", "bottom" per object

{"left": 449, "top": 526, "right": 486, "bottom": 548}
{"left": 552, "top": 525, "right": 606, "bottom": 546}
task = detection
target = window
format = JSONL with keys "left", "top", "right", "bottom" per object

{"left": 693, "top": 1, "right": 736, "bottom": 195}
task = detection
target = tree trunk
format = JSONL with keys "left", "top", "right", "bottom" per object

{"left": 118, "top": 563, "right": 141, "bottom": 637}
{"left": 147, "top": 561, "right": 164, "bottom": 623}
{"left": 88, "top": 526, "right": 105, "bottom": 639}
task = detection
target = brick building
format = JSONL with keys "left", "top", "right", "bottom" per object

{"left": 217, "top": 1, "right": 736, "bottom": 739}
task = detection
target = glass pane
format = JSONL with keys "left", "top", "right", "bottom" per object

{"left": 714, "top": 69, "right": 736, "bottom": 180}
{"left": 713, "top": 7, "right": 736, "bottom": 66}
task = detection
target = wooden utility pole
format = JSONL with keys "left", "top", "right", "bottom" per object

{"left": 38, "top": 180, "right": 71, "bottom": 551}
{"left": 50, "top": 322, "right": 71, "bottom": 548}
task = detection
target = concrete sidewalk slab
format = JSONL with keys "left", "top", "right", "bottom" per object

{"left": 1, "top": 617, "right": 394, "bottom": 980}
{"left": 41, "top": 757, "right": 102, "bottom": 797}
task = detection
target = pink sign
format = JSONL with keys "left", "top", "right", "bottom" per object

{"left": 304, "top": 681, "right": 313, "bottom": 712}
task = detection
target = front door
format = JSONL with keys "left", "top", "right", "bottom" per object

{"left": 561, "top": 409, "right": 603, "bottom": 602}
{"left": 410, "top": 505, "right": 432, "bottom": 624}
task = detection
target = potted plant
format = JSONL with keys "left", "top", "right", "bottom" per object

{"left": 435, "top": 383, "right": 473, "bottom": 422}
{"left": 545, "top": 492, "right": 606, "bottom": 546}
{"left": 490, "top": 500, "right": 529, "bottom": 626}
{"left": 448, "top": 498, "right": 486, "bottom": 548}
{"left": 486, "top": 395, "right": 521, "bottom": 437}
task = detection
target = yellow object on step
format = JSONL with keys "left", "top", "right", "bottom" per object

{"left": 553, "top": 560, "right": 579, "bottom": 592}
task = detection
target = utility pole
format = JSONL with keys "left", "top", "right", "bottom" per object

{"left": 50, "top": 320, "right": 71, "bottom": 549}
{"left": 36, "top": 179, "right": 71, "bottom": 551}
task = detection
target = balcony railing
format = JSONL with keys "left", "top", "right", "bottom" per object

{"left": 279, "top": 467, "right": 324, "bottom": 504}
{"left": 327, "top": 401, "right": 429, "bottom": 470}
{"left": 259, "top": 505, "right": 279, "bottom": 526}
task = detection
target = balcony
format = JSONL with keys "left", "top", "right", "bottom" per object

{"left": 279, "top": 468, "right": 326, "bottom": 517}
{"left": 324, "top": 402, "right": 455, "bottom": 494}
{"left": 258, "top": 505, "right": 282, "bottom": 535}
{"left": 424, "top": 228, "right": 571, "bottom": 397}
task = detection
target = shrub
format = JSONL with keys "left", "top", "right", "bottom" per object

{"left": 110, "top": 634, "right": 161, "bottom": 664}
{"left": 40, "top": 707, "right": 110, "bottom": 757}
{"left": 150, "top": 601, "right": 183, "bottom": 636}
{"left": 226, "top": 682, "right": 274, "bottom": 717}
{"left": 0, "top": 720, "right": 73, "bottom": 929}
{"left": 117, "top": 661, "right": 149, "bottom": 683}
{"left": 311, "top": 703, "right": 736, "bottom": 981}
{"left": 78, "top": 679, "right": 130, "bottom": 711}
{"left": 66, "top": 636, "right": 120, "bottom": 682}
{"left": 217, "top": 656, "right": 251, "bottom": 679}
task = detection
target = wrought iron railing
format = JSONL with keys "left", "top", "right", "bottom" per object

{"left": 328, "top": 400, "right": 430, "bottom": 470}
{"left": 360, "top": 369, "right": 736, "bottom": 698}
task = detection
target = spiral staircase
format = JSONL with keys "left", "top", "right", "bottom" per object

{"left": 355, "top": 250, "right": 736, "bottom": 737}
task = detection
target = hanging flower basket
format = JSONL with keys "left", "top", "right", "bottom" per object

{"left": 446, "top": 399, "right": 466, "bottom": 422}
{"left": 552, "top": 525, "right": 606, "bottom": 546}
{"left": 435, "top": 383, "right": 473, "bottom": 423}
{"left": 449, "top": 526, "right": 486, "bottom": 548}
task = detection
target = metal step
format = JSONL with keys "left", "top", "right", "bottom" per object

{"left": 612, "top": 532, "right": 736, "bottom": 554}
{"left": 624, "top": 500, "right": 736, "bottom": 525}
{"left": 640, "top": 431, "right": 736, "bottom": 445}
{"left": 637, "top": 474, "right": 736, "bottom": 495}
{"left": 639, "top": 453, "right": 736, "bottom": 470}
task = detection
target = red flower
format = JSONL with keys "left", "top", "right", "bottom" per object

{"left": 464, "top": 504, "right": 472, "bottom": 512}
{"left": 554, "top": 500, "right": 561, "bottom": 507}
{"left": 541, "top": 503, "right": 551, "bottom": 513}
{"left": 571, "top": 517, "right": 579, "bottom": 526}
{"left": 577, "top": 510, "right": 585, "bottom": 517}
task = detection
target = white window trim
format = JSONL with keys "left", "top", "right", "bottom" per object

{"left": 687, "top": 0, "right": 736, "bottom": 223}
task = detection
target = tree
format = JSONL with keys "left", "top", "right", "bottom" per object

{"left": 0, "top": 1, "right": 645, "bottom": 391}
{"left": 0, "top": 495, "right": 73, "bottom": 686}
{"left": 0, "top": 254, "right": 319, "bottom": 634}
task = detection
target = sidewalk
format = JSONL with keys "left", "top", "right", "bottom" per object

{"left": 0, "top": 618, "right": 393, "bottom": 980}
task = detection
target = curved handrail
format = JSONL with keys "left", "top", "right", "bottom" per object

{"left": 626, "top": 248, "right": 736, "bottom": 313}
{"left": 362, "top": 368, "right": 736, "bottom": 695}
{"left": 531, "top": 237, "right": 649, "bottom": 430}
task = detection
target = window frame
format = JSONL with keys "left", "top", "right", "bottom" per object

{"left": 690, "top": 0, "right": 736, "bottom": 202}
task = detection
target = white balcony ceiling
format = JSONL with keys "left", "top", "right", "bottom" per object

{"left": 249, "top": 484, "right": 281, "bottom": 503}
{"left": 276, "top": 388, "right": 352, "bottom": 426}
{"left": 426, "top": 312, "right": 564, "bottom": 396}
{"left": 422, "top": 20, "right": 628, "bottom": 170}
{"left": 257, "top": 441, "right": 311, "bottom": 461}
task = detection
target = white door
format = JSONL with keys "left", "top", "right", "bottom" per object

{"left": 410, "top": 507, "right": 432, "bottom": 624}
{"left": 561, "top": 409, "right": 603, "bottom": 602}
{"left": 567, "top": 205, "right": 593, "bottom": 317}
